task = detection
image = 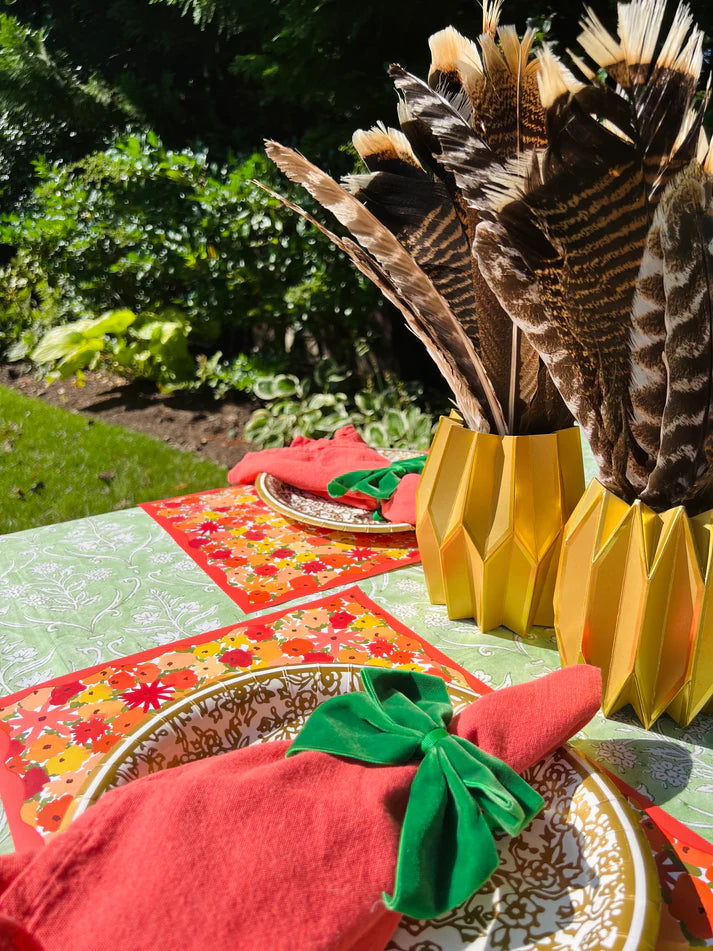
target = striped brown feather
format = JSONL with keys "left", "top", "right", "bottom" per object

{"left": 641, "top": 164, "right": 713, "bottom": 511}
{"left": 628, "top": 205, "right": 666, "bottom": 478}
{"left": 253, "top": 179, "right": 491, "bottom": 433}
{"left": 264, "top": 141, "right": 505, "bottom": 433}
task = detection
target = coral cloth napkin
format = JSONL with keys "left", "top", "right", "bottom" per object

{"left": 228, "top": 425, "right": 419, "bottom": 524}
{"left": 0, "top": 665, "right": 601, "bottom": 951}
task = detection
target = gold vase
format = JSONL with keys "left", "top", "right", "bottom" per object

{"left": 555, "top": 480, "right": 713, "bottom": 728}
{"left": 416, "top": 415, "right": 584, "bottom": 635}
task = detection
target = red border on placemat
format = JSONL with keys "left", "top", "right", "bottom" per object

{"left": 0, "top": 586, "right": 490, "bottom": 851}
{"left": 140, "top": 493, "right": 421, "bottom": 613}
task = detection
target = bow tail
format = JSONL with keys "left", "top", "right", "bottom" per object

{"left": 383, "top": 751, "right": 499, "bottom": 920}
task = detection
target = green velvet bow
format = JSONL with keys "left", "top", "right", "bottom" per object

{"left": 326, "top": 455, "right": 427, "bottom": 503}
{"left": 286, "top": 668, "right": 544, "bottom": 920}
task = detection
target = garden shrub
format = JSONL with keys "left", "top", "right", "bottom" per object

{"left": 0, "top": 133, "right": 383, "bottom": 379}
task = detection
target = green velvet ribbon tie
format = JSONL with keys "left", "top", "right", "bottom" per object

{"left": 326, "top": 455, "right": 427, "bottom": 503}
{"left": 286, "top": 668, "right": 544, "bottom": 920}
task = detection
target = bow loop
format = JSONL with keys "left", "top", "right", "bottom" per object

{"left": 286, "top": 668, "right": 544, "bottom": 920}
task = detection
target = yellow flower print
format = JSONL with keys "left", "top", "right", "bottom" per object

{"left": 218, "top": 633, "right": 252, "bottom": 651}
{"left": 194, "top": 642, "right": 221, "bottom": 660}
{"left": 47, "top": 744, "right": 90, "bottom": 776}
{"left": 351, "top": 614, "right": 386, "bottom": 630}
{"left": 76, "top": 684, "right": 113, "bottom": 704}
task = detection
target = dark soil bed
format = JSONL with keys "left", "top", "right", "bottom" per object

{"left": 0, "top": 364, "right": 257, "bottom": 469}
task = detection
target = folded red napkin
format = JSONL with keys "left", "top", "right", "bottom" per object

{"left": 229, "top": 425, "right": 419, "bottom": 524}
{"left": 0, "top": 665, "right": 601, "bottom": 951}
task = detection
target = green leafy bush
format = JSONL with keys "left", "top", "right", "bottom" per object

{"left": 0, "top": 133, "right": 383, "bottom": 379}
{"left": 245, "top": 364, "right": 439, "bottom": 449}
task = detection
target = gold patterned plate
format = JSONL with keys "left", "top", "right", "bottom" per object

{"left": 67, "top": 665, "right": 660, "bottom": 951}
{"left": 254, "top": 448, "right": 419, "bottom": 533}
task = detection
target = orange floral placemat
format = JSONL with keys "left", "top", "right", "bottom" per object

{"left": 140, "top": 485, "right": 420, "bottom": 611}
{"left": 0, "top": 585, "right": 711, "bottom": 946}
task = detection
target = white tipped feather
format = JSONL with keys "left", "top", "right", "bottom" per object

{"left": 655, "top": 2, "right": 694, "bottom": 70}
{"left": 352, "top": 122, "right": 423, "bottom": 168}
{"left": 428, "top": 26, "right": 482, "bottom": 82}
{"left": 566, "top": 48, "right": 598, "bottom": 82}
{"left": 482, "top": 0, "right": 503, "bottom": 37}
{"left": 578, "top": 7, "right": 624, "bottom": 68}
{"left": 618, "top": 0, "right": 666, "bottom": 69}
{"left": 536, "top": 46, "right": 585, "bottom": 109}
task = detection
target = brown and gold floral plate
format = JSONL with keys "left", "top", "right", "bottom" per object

{"left": 67, "top": 665, "right": 660, "bottom": 950}
{"left": 254, "top": 448, "right": 420, "bottom": 533}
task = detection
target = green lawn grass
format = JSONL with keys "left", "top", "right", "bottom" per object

{"left": 0, "top": 385, "right": 228, "bottom": 535}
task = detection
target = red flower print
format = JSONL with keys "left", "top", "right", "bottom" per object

{"left": 23, "top": 767, "right": 49, "bottom": 798}
{"left": 348, "top": 547, "right": 376, "bottom": 559}
{"left": 221, "top": 649, "right": 253, "bottom": 668}
{"left": 188, "top": 538, "right": 208, "bottom": 549}
{"left": 198, "top": 521, "right": 221, "bottom": 534}
{"left": 162, "top": 501, "right": 182, "bottom": 508}
{"left": 255, "top": 564, "right": 278, "bottom": 576}
{"left": 244, "top": 625, "right": 273, "bottom": 642}
{"left": 37, "top": 794, "right": 74, "bottom": 833}
{"left": 214, "top": 506, "right": 231, "bottom": 513}
{"left": 120, "top": 680, "right": 175, "bottom": 713}
{"left": 209, "top": 549, "right": 231, "bottom": 559}
{"left": 161, "top": 669, "right": 199, "bottom": 690}
{"left": 70, "top": 717, "right": 109, "bottom": 746}
{"left": 7, "top": 738, "right": 24, "bottom": 757}
{"left": 244, "top": 530, "right": 266, "bottom": 541}
{"left": 289, "top": 577, "right": 317, "bottom": 591}
{"left": 302, "top": 652, "right": 334, "bottom": 664}
{"left": 272, "top": 548, "right": 294, "bottom": 559}
{"left": 281, "top": 638, "right": 314, "bottom": 657}
{"left": 49, "top": 681, "right": 84, "bottom": 706}
{"left": 330, "top": 611, "right": 355, "bottom": 629}
{"left": 303, "top": 560, "right": 327, "bottom": 574}
{"left": 368, "top": 638, "right": 396, "bottom": 658}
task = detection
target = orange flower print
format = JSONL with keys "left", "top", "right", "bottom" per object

{"left": 281, "top": 638, "right": 314, "bottom": 657}
{"left": 252, "top": 640, "right": 284, "bottom": 665}
{"left": 92, "top": 732, "right": 121, "bottom": 754}
{"left": 161, "top": 669, "right": 199, "bottom": 691}
{"left": 113, "top": 708, "right": 146, "bottom": 735}
{"left": 37, "top": 794, "right": 74, "bottom": 833}
{"left": 28, "top": 733, "right": 69, "bottom": 762}
{"left": 337, "top": 648, "right": 370, "bottom": 664}
{"left": 390, "top": 650, "right": 415, "bottom": 665}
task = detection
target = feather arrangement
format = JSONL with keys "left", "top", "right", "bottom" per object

{"left": 473, "top": 0, "right": 713, "bottom": 513}
{"left": 264, "top": 0, "right": 713, "bottom": 515}
{"left": 263, "top": 0, "right": 572, "bottom": 436}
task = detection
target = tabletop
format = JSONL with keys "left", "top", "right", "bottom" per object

{"left": 1, "top": 440, "right": 713, "bottom": 946}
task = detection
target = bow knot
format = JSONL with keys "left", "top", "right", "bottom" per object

{"left": 420, "top": 726, "right": 449, "bottom": 755}
{"left": 327, "top": 455, "right": 427, "bottom": 503}
{"left": 286, "top": 668, "right": 543, "bottom": 920}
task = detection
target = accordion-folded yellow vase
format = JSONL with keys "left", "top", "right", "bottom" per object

{"left": 416, "top": 416, "right": 584, "bottom": 635}
{"left": 555, "top": 480, "right": 713, "bottom": 728}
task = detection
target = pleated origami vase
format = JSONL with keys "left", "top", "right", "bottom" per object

{"left": 416, "top": 415, "right": 584, "bottom": 635}
{"left": 555, "top": 480, "right": 713, "bottom": 728}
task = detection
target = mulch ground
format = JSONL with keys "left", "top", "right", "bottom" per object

{"left": 0, "top": 364, "right": 257, "bottom": 470}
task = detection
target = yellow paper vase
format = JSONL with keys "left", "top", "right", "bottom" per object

{"left": 555, "top": 480, "right": 713, "bottom": 728}
{"left": 416, "top": 416, "right": 584, "bottom": 636}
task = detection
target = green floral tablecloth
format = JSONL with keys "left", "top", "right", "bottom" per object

{"left": 2, "top": 475, "right": 713, "bottom": 857}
